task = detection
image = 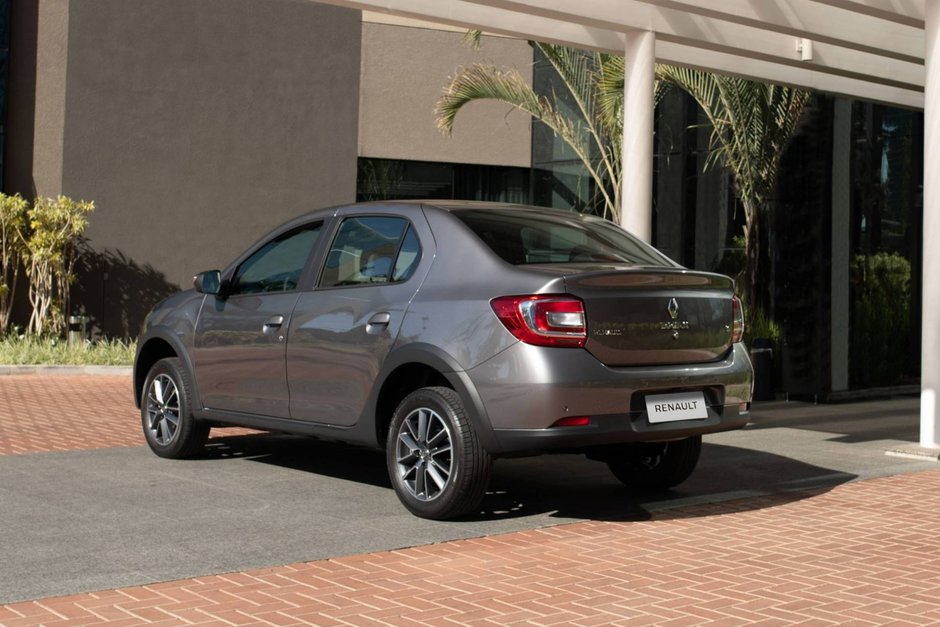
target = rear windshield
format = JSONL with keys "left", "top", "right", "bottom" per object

{"left": 454, "top": 209, "right": 676, "bottom": 267}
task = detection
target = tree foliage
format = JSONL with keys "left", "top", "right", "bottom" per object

{"left": 22, "top": 196, "right": 95, "bottom": 336}
{"left": 437, "top": 39, "right": 809, "bottom": 311}
{"left": 0, "top": 193, "right": 30, "bottom": 333}
{"left": 436, "top": 42, "right": 665, "bottom": 223}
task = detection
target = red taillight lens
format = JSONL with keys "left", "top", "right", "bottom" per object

{"left": 731, "top": 296, "right": 745, "bottom": 343}
{"left": 491, "top": 294, "right": 587, "bottom": 348}
{"left": 551, "top": 416, "right": 591, "bottom": 427}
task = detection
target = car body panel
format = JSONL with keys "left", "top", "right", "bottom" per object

{"left": 192, "top": 291, "right": 300, "bottom": 417}
{"left": 466, "top": 341, "right": 752, "bottom": 452}
{"left": 287, "top": 283, "right": 418, "bottom": 425}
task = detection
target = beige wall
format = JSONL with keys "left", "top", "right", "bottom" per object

{"left": 7, "top": 0, "right": 362, "bottom": 336}
{"left": 358, "top": 22, "right": 532, "bottom": 168}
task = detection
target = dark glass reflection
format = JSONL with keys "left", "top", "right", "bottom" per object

{"left": 356, "top": 157, "right": 529, "bottom": 205}
{"left": 0, "top": 0, "right": 10, "bottom": 188}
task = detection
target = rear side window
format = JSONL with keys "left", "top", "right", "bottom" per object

{"left": 455, "top": 209, "right": 674, "bottom": 267}
{"left": 319, "top": 216, "right": 422, "bottom": 287}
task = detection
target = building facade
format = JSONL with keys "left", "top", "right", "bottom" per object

{"left": 2, "top": 2, "right": 923, "bottom": 397}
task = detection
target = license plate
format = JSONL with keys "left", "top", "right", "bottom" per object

{"left": 645, "top": 391, "right": 708, "bottom": 423}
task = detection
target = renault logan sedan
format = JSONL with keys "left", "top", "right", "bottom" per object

{"left": 134, "top": 201, "right": 753, "bottom": 519}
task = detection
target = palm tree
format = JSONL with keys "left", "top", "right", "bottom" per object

{"left": 656, "top": 66, "right": 810, "bottom": 309}
{"left": 436, "top": 44, "right": 809, "bottom": 310}
{"left": 436, "top": 42, "right": 664, "bottom": 224}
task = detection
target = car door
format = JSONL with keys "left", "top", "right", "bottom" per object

{"left": 286, "top": 210, "right": 429, "bottom": 426}
{"left": 193, "top": 222, "right": 323, "bottom": 417}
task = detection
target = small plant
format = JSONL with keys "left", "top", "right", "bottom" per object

{"left": 743, "top": 301, "right": 781, "bottom": 350}
{"left": 22, "top": 196, "right": 95, "bottom": 336}
{"left": 0, "top": 334, "right": 136, "bottom": 366}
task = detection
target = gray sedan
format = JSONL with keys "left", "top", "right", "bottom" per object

{"left": 134, "top": 201, "right": 753, "bottom": 519}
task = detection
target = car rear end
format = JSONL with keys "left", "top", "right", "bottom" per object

{"left": 442, "top": 204, "right": 753, "bottom": 454}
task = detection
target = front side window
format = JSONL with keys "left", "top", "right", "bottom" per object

{"left": 230, "top": 224, "right": 322, "bottom": 295}
{"left": 319, "top": 216, "right": 421, "bottom": 287}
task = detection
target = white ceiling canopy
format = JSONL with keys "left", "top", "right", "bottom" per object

{"left": 323, "top": 0, "right": 927, "bottom": 108}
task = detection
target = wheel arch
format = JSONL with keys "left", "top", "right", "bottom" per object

{"left": 133, "top": 331, "right": 199, "bottom": 409}
{"left": 366, "top": 343, "right": 498, "bottom": 452}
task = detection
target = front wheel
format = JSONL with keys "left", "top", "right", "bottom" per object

{"left": 387, "top": 387, "right": 492, "bottom": 520}
{"left": 141, "top": 357, "right": 209, "bottom": 459}
{"left": 605, "top": 436, "right": 702, "bottom": 491}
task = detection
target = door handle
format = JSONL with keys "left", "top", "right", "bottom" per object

{"left": 262, "top": 315, "right": 284, "bottom": 333}
{"left": 366, "top": 312, "right": 391, "bottom": 334}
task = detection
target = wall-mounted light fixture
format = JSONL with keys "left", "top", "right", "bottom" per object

{"left": 796, "top": 38, "right": 814, "bottom": 62}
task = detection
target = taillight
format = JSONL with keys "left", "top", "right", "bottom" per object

{"left": 731, "top": 296, "right": 745, "bottom": 343}
{"left": 491, "top": 294, "right": 587, "bottom": 348}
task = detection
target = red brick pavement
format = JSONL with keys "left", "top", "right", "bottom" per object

{"left": 3, "top": 466, "right": 940, "bottom": 624}
{"left": 5, "top": 374, "right": 940, "bottom": 624}
{"left": 0, "top": 374, "right": 254, "bottom": 455}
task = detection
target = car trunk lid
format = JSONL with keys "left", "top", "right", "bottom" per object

{"left": 563, "top": 268, "right": 736, "bottom": 366}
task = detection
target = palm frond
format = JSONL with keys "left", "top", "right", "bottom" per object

{"left": 463, "top": 29, "right": 482, "bottom": 50}
{"left": 436, "top": 61, "right": 619, "bottom": 219}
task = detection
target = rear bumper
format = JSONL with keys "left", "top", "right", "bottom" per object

{"left": 466, "top": 342, "right": 753, "bottom": 454}
{"left": 491, "top": 404, "right": 750, "bottom": 452}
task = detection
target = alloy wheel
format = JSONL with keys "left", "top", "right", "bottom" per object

{"left": 145, "top": 373, "right": 181, "bottom": 445}
{"left": 395, "top": 407, "right": 454, "bottom": 501}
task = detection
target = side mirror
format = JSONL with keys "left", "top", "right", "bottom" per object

{"left": 193, "top": 270, "right": 223, "bottom": 296}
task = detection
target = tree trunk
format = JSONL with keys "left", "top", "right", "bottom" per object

{"left": 742, "top": 199, "right": 774, "bottom": 316}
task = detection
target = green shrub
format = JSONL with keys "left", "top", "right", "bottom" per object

{"left": 24, "top": 196, "right": 95, "bottom": 336}
{"left": 743, "top": 302, "right": 781, "bottom": 350}
{"left": 849, "top": 252, "right": 911, "bottom": 388}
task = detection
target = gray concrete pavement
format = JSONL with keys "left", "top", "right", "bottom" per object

{"left": 1, "top": 396, "right": 934, "bottom": 604}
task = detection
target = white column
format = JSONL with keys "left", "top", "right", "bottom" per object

{"left": 922, "top": 1, "right": 940, "bottom": 447}
{"left": 621, "top": 29, "right": 655, "bottom": 242}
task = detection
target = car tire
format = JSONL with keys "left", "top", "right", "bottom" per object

{"left": 386, "top": 386, "right": 492, "bottom": 520}
{"left": 605, "top": 435, "right": 702, "bottom": 491}
{"left": 141, "top": 357, "right": 209, "bottom": 459}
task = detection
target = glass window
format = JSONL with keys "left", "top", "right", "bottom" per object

{"left": 319, "top": 216, "right": 420, "bottom": 288}
{"left": 0, "top": 0, "right": 9, "bottom": 188}
{"left": 356, "top": 157, "right": 530, "bottom": 204}
{"left": 230, "top": 224, "right": 321, "bottom": 295}
{"left": 455, "top": 209, "right": 676, "bottom": 268}
{"left": 392, "top": 226, "right": 422, "bottom": 282}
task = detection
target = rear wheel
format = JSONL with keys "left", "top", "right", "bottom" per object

{"left": 141, "top": 357, "right": 209, "bottom": 459}
{"left": 387, "top": 387, "right": 492, "bottom": 520}
{"left": 605, "top": 435, "right": 702, "bottom": 491}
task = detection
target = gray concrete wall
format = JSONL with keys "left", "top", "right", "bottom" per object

{"left": 11, "top": 0, "right": 362, "bottom": 336}
{"left": 359, "top": 22, "right": 532, "bottom": 168}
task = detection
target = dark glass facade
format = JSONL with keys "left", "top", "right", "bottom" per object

{"left": 773, "top": 96, "right": 835, "bottom": 395}
{"left": 848, "top": 103, "right": 923, "bottom": 388}
{"left": 0, "top": 0, "right": 9, "bottom": 187}
{"left": 654, "top": 93, "right": 923, "bottom": 395}
{"left": 530, "top": 47, "right": 607, "bottom": 216}
{"left": 356, "top": 157, "right": 529, "bottom": 205}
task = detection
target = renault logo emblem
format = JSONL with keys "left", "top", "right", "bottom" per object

{"left": 667, "top": 298, "right": 679, "bottom": 320}
{"left": 661, "top": 298, "right": 689, "bottom": 337}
